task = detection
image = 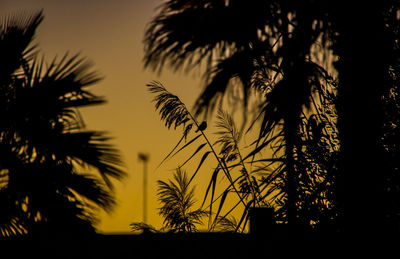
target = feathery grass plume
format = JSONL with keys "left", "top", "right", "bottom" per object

{"left": 215, "top": 109, "right": 242, "bottom": 162}
{"left": 157, "top": 168, "right": 209, "bottom": 232}
{"left": 148, "top": 80, "right": 337, "bottom": 231}
{"left": 215, "top": 109, "right": 262, "bottom": 205}
{"left": 147, "top": 81, "right": 198, "bottom": 169}
{"left": 148, "top": 82, "right": 261, "bottom": 232}
{"left": 147, "top": 82, "right": 247, "bottom": 210}
{"left": 147, "top": 81, "right": 193, "bottom": 131}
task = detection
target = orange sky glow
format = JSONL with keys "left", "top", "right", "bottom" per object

{"left": 1, "top": 0, "right": 261, "bottom": 233}
{"left": 0, "top": 0, "right": 209, "bottom": 233}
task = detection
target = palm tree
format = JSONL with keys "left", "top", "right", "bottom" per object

{"left": 331, "top": 1, "right": 400, "bottom": 234}
{"left": 0, "top": 11, "right": 125, "bottom": 236}
{"left": 146, "top": 0, "right": 400, "bottom": 235}
{"left": 157, "top": 168, "right": 208, "bottom": 232}
{"left": 144, "top": 0, "right": 335, "bottom": 228}
{"left": 148, "top": 80, "right": 338, "bottom": 232}
{"left": 144, "top": 0, "right": 274, "bottom": 117}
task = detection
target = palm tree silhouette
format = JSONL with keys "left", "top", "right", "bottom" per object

{"left": 144, "top": 0, "right": 335, "bottom": 227}
{"left": 0, "top": 11, "right": 125, "bottom": 236}
{"left": 146, "top": 0, "right": 400, "bottom": 236}
{"left": 331, "top": 2, "right": 400, "bottom": 234}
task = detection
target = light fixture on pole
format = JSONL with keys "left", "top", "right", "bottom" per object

{"left": 138, "top": 153, "right": 149, "bottom": 223}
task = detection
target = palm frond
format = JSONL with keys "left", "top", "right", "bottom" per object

{"left": 25, "top": 53, "right": 104, "bottom": 118}
{"left": 3, "top": 53, "right": 106, "bottom": 155}
{"left": 62, "top": 131, "right": 126, "bottom": 189}
{"left": 193, "top": 48, "right": 257, "bottom": 116}
{"left": 144, "top": 0, "right": 229, "bottom": 73}
{"left": 144, "top": 0, "right": 271, "bottom": 73}
{"left": 144, "top": 1, "right": 277, "bottom": 119}
{"left": 0, "top": 11, "right": 43, "bottom": 83}
{"left": 0, "top": 10, "right": 126, "bottom": 236}
{"left": 61, "top": 171, "right": 115, "bottom": 213}
{"left": 0, "top": 187, "right": 27, "bottom": 237}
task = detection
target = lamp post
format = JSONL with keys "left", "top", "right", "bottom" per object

{"left": 138, "top": 153, "right": 149, "bottom": 223}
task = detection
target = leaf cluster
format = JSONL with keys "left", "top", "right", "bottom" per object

{"left": 148, "top": 77, "right": 338, "bottom": 231}
{"left": 157, "top": 168, "right": 209, "bottom": 232}
{"left": 0, "top": 11, "right": 125, "bottom": 236}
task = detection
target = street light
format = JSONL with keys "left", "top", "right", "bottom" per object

{"left": 138, "top": 153, "right": 149, "bottom": 223}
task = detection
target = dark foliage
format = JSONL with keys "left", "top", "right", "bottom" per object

{"left": 157, "top": 168, "right": 209, "bottom": 232}
{"left": 0, "top": 11, "right": 125, "bottom": 236}
{"left": 145, "top": 0, "right": 340, "bottom": 231}
{"left": 145, "top": 0, "right": 400, "bottom": 235}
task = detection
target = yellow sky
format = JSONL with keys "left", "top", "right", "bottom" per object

{"left": 0, "top": 0, "right": 209, "bottom": 233}
{"left": 1, "top": 0, "right": 261, "bottom": 233}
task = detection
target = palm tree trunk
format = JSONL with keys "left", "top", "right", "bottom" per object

{"left": 334, "top": 2, "right": 389, "bottom": 235}
{"left": 284, "top": 117, "right": 299, "bottom": 227}
{"left": 280, "top": 7, "right": 314, "bottom": 229}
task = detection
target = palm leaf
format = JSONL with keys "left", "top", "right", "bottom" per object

{"left": 194, "top": 50, "right": 255, "bottom": 116}
{"left": 0, "top": 10, "right": 127, "bottom": 236}
{"left": 0, "top": 11, "right": 43, "bottom": 83}
{"left": 144, "top": 0, "right": 271, "bottom": 73}
{"left": 60, "top": 171, "right": 115, "bottom": 213}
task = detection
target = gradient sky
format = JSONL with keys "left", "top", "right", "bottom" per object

{"left": 0, "top": 0, "right": 211, "bottom": 233}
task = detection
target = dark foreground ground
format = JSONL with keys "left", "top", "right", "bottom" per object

{"left": 1, "top": 231, "right": 398, "bottom": 259}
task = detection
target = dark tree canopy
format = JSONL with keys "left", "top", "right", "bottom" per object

{"left": 145, "top": 0, "right": 400, "bottom": 236}
{"left": 0, "top": 11, "right": 125, "bottom": 237}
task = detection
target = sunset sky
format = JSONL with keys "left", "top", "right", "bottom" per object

{"left": 1, "top": 0, "right": 209, "bottom": 233}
